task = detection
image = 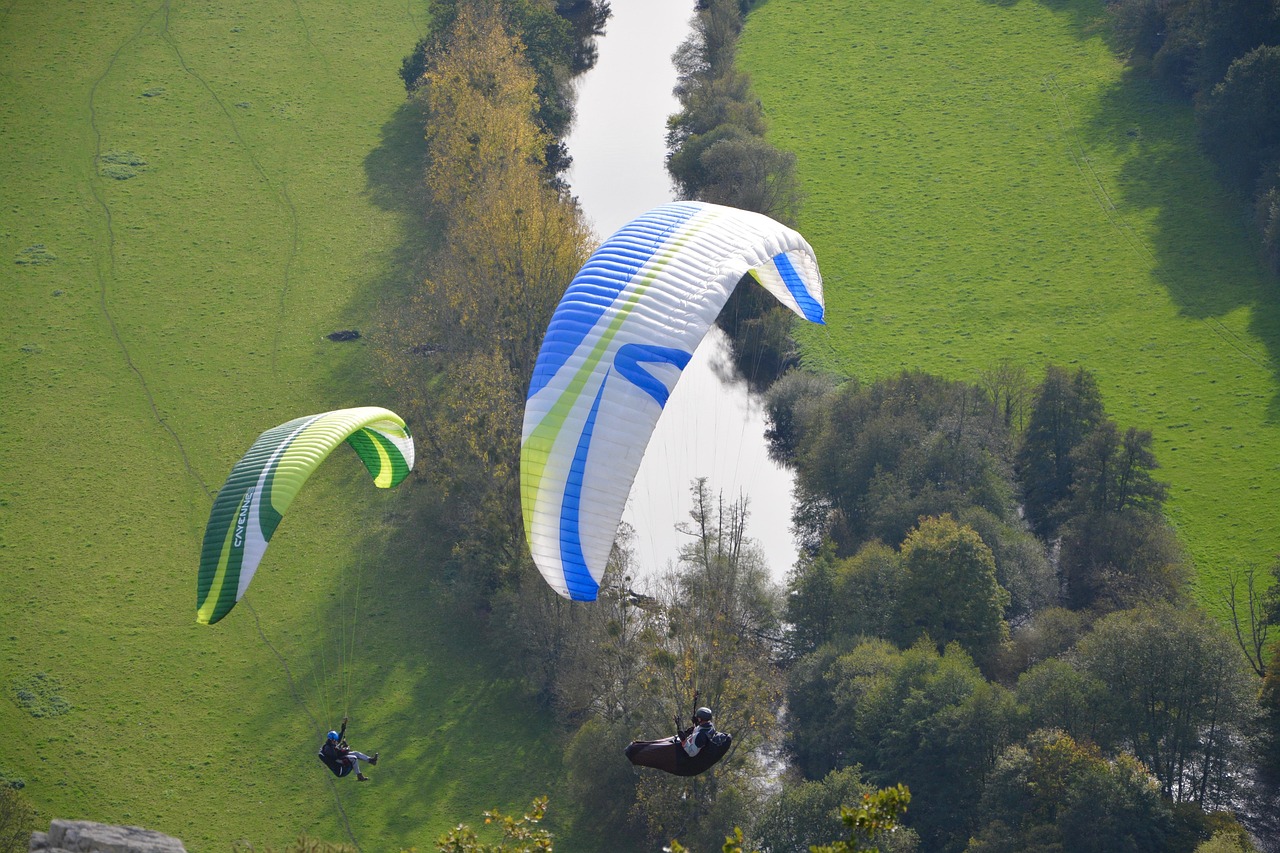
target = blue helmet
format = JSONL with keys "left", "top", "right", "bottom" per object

{"left": 327, "top": 730, "right": 340, "bottom": 741}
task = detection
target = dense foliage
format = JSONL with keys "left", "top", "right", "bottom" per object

{"left": 383, "top": 3, "right": 593, "bottom": 596}
{"left": 771, "top": 364, "right": 1264, "bottom": 851}
{"left": 400, "top": 0, "right": 611, "bottom": 183}
{"left": 0, "top": 787, "right": 35, "bottom": 853}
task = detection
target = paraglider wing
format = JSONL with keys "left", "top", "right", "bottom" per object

{"left": 197, "top": 406, "right": 414, "bottom": 625}
{"left": 521, "top": 201, "right": 824, "bottom": 601}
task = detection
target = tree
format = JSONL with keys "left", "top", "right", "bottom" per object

{"left": 1257, "top": 636, "right": 1280, "bottom": 780}
{"left": 696, "top": 134, "right": 802, "bottom": 222}
{"left": 664, "top": 0, "right": 803, "bottom": 228}
{"left": 1057, "top": 508, "right": 1188, "bottom": 611}
{"left": 833, "top": 541, "right": 904, "bottom": 643}
{"left": 818, "top": 640, "right": 1020, "bottom": 850}
{"left": 1005, "top": 607, "right": 1089, "bottom": 674}
{"left": 667, "top": 783, "right": 915, "bottom": 853}
{"left": 524, "top": 479, "right": 784, "bottom": 849}
{"left": 0, "top": 786, "right": 35, "bottom": 853}
{"left": 1076, "top": 604, "right": 1257, "bottom": 806}
{"left": 1016, "top": 658, "right": 1111, "bottom": 748}
{"left": 763, "top": 369, "right": 839, "bottom": 467}
{"left": 1197, "top": 44, "right": 1280, "bottom": 193}
{"left": 496, "top": 526, "right": 654, "bottom": 722}
{"left": 955, "top": 506, "right": 1056, "bottom": 625}
{"left": 785, "top": 542, "right": 840, "bottom": 656}
{"left": 1068, "top": 422, "right": 1166, "bottom": 518}
{"left": 381, "top": 3, "right": 591, "bottom": 592}
{"left": 631, "top": 480, "right": 786, "bottom": 849}
{"left": 1222, "top": 563, "right": 1272, "bottom": 679}
{"left": 894, "top": 515, "right": 1010, "bottom": 667}
{"left": 810, "top": 784, "right": 914, "bottom": 853}
{"left": 786, "top": 540, "right": 903, "bottom": 655}
{"left": 784, "top": 639, "right": 887, "bottom": 780}
{"left": 437, "top": 798, "right": 555, "bottom": 853}
{"left": 976, "top": 360, "right": 1030, "bottom": 434}
{"left": 967, "top": 729, "right": 1176, "bottom": 853}
{"left": 791, "top": 372, "right": 1017, "bottom": 556}
{"left": 401, "top": 0, "right": 609, "bottom": 152}
{"left": 1014, "top": 365, "right": 1105, "bottom": 540}
{"left": 1195, "top": 830, "right": 1263, "bottom": 853}
{"left": 751, "top": 767, "right": 887, "bottom": 853}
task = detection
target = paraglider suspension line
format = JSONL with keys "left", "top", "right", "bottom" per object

{"left": 245, "top": 596, "right": 362, "bottom": 851}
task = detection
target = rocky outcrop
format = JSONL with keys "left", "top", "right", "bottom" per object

{"left": 29, "top": 820, "right": 186, "bottom": 853}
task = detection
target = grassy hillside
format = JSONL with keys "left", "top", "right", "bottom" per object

{"left": 740, "top": 0, "right": 1280, "bottom": 614}
{"left": 0, "top": 1, "right": 566, "bottom": 848}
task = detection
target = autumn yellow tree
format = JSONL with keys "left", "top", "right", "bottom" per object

{"left": 418, "top": 2, "right": 591, "bottom": 376}
{"left": 380, "top": 3, "right": 592, "bottom": 589}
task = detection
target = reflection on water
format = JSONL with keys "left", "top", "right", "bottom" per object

{"left": 622, "top": 326, "right": 798, "bottom": 587}
{"left": 564, "top": 0, "right": 799, "bottom": 587}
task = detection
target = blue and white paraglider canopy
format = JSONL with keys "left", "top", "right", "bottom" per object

{"left": 520, "top": 201, "right": 826, "bottom": 601}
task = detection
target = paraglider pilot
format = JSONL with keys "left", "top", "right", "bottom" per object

{"left": 318, "top": 716, "right": 379, "bottom": 782}
{"left": 678, "top": 707, "right": 717, "bottom": 762}
{"left": 624, "top": 706, "right": 732, "bottom": 777}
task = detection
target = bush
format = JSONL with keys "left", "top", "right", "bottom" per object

{"left": 11, "top": 672, "right": 70, "bottom": 718}
{"left": 0, "top": 786, "right": 35, "bottom": 853}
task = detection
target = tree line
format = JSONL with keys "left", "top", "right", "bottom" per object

{"left": 667, "top": 0, "right": 807, "bottom": 389}
{"left": 382, "top": 0, "right": 600, "bottom": 597}
{"left": 769, "top": 365, "right": 1274, "bottom": 852}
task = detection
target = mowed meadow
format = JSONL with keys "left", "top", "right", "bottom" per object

{"left": 741, "top": 0, "right": 1280, "bottom": 613}
{"left": 0, "top": 1, "right": 563, "bottom": 849}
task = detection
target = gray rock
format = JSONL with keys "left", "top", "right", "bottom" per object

{"left": 30, "top": 819, "right": 186, "bottom": 853}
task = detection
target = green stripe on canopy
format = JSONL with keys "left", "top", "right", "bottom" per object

{"left": 196, "top": 407, "right": 414, "bottom": 625}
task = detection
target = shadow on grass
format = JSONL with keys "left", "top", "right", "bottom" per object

{"left": 242, "top": 475, "right": 566, "bottom": 848}
{"left": 1066, "top": 67, "right": 1280, "bottom": 417}
{"left": 979, "top": 0, "right": 1280, "bottom": 415}
{"left": 237, "top": 97, "right": 572, "bottom": 848}
{"left": 362, "top": 98, "right": 441, "bottom": 289}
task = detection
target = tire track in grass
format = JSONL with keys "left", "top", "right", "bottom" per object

{"left": 289, "top": 0, "right": 330, "bottom": 72}
{"left": 159, "top": 8, "right": 359, "bottom": 839}
{"left": 406, "top": 0, "right": 425, "bottom": 37}
{"left": 88, "top": 2, "right": 212, "bottom": 499}
{"left": 1045, "top": 75, "right": 1268, "bottom": 372}
{"left": 157, "top": 0, "right": 300, "bottom": 377}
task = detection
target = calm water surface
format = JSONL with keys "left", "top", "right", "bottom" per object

{"left": 564, "top": 0, "right": 799, "bottom": 587}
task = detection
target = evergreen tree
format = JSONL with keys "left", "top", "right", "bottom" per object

{"left": 1014, "top": 366, "right": 1105, "bottom": 539}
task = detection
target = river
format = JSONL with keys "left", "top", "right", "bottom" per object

{"left": 563, "top": 0, "right": 799, "bottom": 589}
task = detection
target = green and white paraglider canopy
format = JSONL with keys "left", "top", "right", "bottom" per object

{"left": 196, "top": 406, "right": 414, "bottom": 625}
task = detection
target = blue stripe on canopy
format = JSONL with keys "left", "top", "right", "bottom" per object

{"left": 527, "top": 204, "right": 702, "bottom": 399}
{"left": 774, "top": 251, "right": 826, "bottom": 324}
{"left": 614, "top": 343, "right": 693, "bottom": 407}
{"left": 559, "top": 376, "right": 609, "bottom": 600}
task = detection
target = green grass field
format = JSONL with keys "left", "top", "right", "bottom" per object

{"left": 740, "top": 0, "right": 1280, "bottom": 615}
{"left": 0, "top": 1, "right": 567, "bottom": 848}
